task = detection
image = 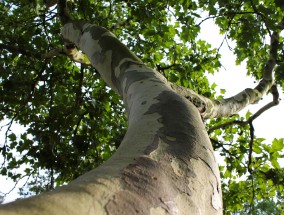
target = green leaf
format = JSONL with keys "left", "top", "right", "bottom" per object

{"left": 8, "top": 133, "right": 17, "bottom": 142}
{"left": 224, "top": 169, "right": 231, "bottom": 178}
{"left": 211, "top": 82, "right": 217, "bottom": 90}
{"left": 253, "top": 145, "right": 262, "bottom": 154}
{"left": 271, "top": 159, "right": 280, "bottom": 169}
{"left": 1, "top": 167, "right": 7, "bottom": 175}
{"left": 271, "top": 138, "right": 284, "bottom": 151}
{"left": 245, "top": 111, "right": 251, "bottom": 120}
{"left": 220, "top": 89, "right": 226, "bottom": 94}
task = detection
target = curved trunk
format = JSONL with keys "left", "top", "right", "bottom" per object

{"left": 0, "top": 22, "right": 222, "bottom": 214}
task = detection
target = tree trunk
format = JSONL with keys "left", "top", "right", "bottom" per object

{"left": 0, "top": 21, "right": 222, "bottom": 215}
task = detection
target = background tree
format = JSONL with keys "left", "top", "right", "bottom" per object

{"left": 0, "top": 0, "right": 283, "bottom": 214}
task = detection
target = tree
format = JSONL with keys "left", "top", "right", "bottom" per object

{"left": 0, "top": 0, "right": 283, "bottom": 214}
{"left": 235, "top": 199, "right": 282, "bottom": 215}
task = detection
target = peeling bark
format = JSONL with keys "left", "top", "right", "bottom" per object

{"left": 0, "top": 21, "right": 222, "bottom": 214}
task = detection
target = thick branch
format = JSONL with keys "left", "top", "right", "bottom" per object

{"left": 171, "top": 17, "right": 284, "bottom": 119}
{"left": 171, "top": 81, "right": 273, "bottom": 119}
{"left": 208, "top": 84, "right": 279, "bottom": 133}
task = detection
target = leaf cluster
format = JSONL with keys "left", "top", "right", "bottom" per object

{"left": 208, "top": 114, "right": 284, "bottom": 214}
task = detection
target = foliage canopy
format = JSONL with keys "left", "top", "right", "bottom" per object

{"left": 0, "top": 0, "right": 283, "bottom": 213}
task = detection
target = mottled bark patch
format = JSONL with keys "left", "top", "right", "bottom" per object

{"left": 84, "top": 24, "right": 109, "bottom": 40}
{"left": 117, "top": 68, "right": 164, "bottom": 96}
{"left": 144, "top": 91, "right": 202, "bottom": 160}
{"left": 105, "top": 157, "right": 178, "bottom": 215}
{"left": 144, "top": 134, "right": 160, "bottom": 155}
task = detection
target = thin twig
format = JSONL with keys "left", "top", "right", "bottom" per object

{"left": 248, "top": 121, "right": 255, "bottom": 173}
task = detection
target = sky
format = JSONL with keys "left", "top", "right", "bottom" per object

{"left": 1, "top": 14, "right": 284, "bottom": 204}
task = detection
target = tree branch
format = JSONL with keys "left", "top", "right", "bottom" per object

{"left": 171, "top": 16, "right": 284, "bottom": 119}
{"left": 42, "top": 46, "right": 91, "bottom": 65}
{"left": 248, "top": 121, "right": 255, "bottom": 174}
{"left": 0, "top": 42, "right": 90, "bottom": 65}
{"left": 207, "top": 84, "right": 279, "bottom": 133}
{"left": 170, "top": 81, "right": 275, "bottom": 119}
{"left": 249, "top": 84, "right": 279, "bottom": 122}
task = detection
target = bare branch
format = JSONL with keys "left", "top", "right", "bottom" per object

{"left": 249, "top": 84, "right": 279, "bottom": 122}
{"left": 171, "top": 80, "right": 273, "bottom": 119}
{"left": 42, "top": 46, "right": 91, "bottom": 65}
{"left": 207, "top": 84, "right": 279, "bottom": 133}
{"left": 196, "top": 16, "right": 218, "bottom": 26}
